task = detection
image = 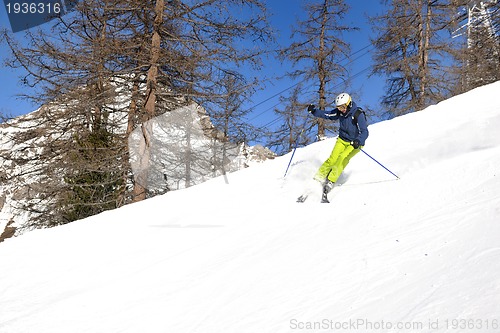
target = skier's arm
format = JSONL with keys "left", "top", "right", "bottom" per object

{"left": 308, "top": 105, "right": 339, "bottom": 120}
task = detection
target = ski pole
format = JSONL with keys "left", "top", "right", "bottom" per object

{"left": 360, "top": 149, "right": 400, "bottom": 180}
{"left": 283, "top": 113, "right": 311, "bottom": 178}
{"left": 283, "top": 147, "right": 298, "bottom": 178}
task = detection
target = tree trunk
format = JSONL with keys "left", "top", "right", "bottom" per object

{"left": 317, "top": 0, "right": 329, "bottom": 138}
{"left": 132, "top": 0, "right": 164, "bottom": 202}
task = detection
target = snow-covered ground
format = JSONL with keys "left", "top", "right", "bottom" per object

{"left": 1, "top": 82, "right": 500, "bottom": 332}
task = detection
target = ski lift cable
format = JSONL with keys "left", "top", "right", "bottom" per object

{"left": 258, "top": 64, "right": 373, "bottom": 131}
{"left": 245, "top": 43, "right": 375, "bottom": 122}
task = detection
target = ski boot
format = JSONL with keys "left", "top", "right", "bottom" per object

{"left": 321, "top": 180, "right": 334, "bottom": 203}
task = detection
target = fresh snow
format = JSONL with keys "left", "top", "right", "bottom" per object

{"left": 1, "top": 82, "right": 500, "bottom": 332}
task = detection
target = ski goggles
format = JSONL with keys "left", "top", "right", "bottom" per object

{"left": 337, "top": 103, "right": 348, "bottom": 111}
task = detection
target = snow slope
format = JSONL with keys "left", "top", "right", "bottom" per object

{"left": 1, "top": 82, "right": 500, "bottom": 332}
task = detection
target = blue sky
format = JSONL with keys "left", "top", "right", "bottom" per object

{"left": 0, "top": 1, "right": 388, "bottom": 127}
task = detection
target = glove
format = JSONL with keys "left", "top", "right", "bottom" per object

{"left": 351, "top": 140, "right": 360, "bottom": 149}
{"left": 307, "top": 104, "right": 315, "bottom": 113}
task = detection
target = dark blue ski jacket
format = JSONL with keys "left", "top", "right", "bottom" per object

{"left": 311, "top": 102, "right": 369, "bottom": 146}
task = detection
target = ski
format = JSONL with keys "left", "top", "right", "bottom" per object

{"left": 296, "top": 182, "right": 334, "bottom": 203}
{"left": 297, "top": 192, "right": 330, "bottom": 203}
{"left": 296, "top": 194, "right": 309, "bottom": 203}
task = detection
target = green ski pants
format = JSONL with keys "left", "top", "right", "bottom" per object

{"left": 315, "top": 138, "right": 361, "bottom": 183}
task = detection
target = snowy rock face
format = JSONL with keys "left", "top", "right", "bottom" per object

{"left": 128, "top": 103, "right": 274, "bottom": 192}
{"left": 0, "top": 103, "right": 274, "bottom": 239}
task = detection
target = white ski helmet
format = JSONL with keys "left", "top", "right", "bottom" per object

{"left": 335, "top": 93, "right": 352, "bottom": 107}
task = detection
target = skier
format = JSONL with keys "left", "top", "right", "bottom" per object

{"left": 307, "top": 93, "right": 369, "bottom": 203}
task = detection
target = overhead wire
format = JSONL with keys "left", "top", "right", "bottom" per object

{"left": 259, "top": 63, "right": 373, "bottom": 131}
{"left": 245, "top": 43, "right": 375, "bottom": 123}
{"left": 251, "top": 43, "right": 377, "bottom": 132}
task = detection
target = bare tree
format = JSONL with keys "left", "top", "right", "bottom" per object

{"left": 204, "top": 72, "right": 264, "bottom": 178}
{"left": 1, "top": 0, "right": 273, "bottom": 231}
{"left": 1, "top": 0, "right": 135, "bottom": 227}
{"left": 266, "top": 84, "right": 315, "bottom": 155}
{"left": 125, "top": 0, "right": 273, "bottom": 199}
{"left": 370, "top": 0, "right": 463, "bottom": 116}
{"left": 449, "top": 0, "right": 500, "bottom": 93}
{"left": 280, "top": 0, "right": 356, "bottom": 138}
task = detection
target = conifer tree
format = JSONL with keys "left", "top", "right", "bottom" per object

{"left": 371, "top": 0, "right": 461, "bottom": 116}
{"left": 448, "top": 0, "right": 500, "bottom": 93}
{"left": 1, "top": 0, "right": 132, "bottom": 227}
{"left": 280, "top": 0, "right": 356, "bottom": 138}
{"left": 267, "top": 85, "right": 314, "bottom": 155}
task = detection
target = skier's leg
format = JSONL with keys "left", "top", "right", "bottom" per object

{"left": 342, "top": 146, "right": 361, "bottom": 169}
{"left": 327, "top": 144, "right": 361, "bottom": 183}
{"left": 314, "top": 138, "right": 348, "bottom": 181}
